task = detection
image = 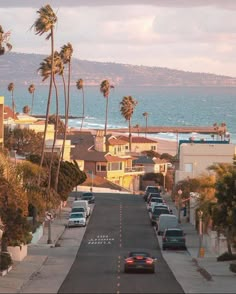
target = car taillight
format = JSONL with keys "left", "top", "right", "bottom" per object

{"left": 126, "top": 258, "right": 134, "bottom": 264}
{"left": 146, "top": 258, "right": 153, "bottom": 264}
{"left": 136, "top": 256, "right": 144, "bottom": 260}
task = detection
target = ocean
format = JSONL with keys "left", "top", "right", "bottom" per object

{"left": 1, "top": 85, "right": 236, "bottom": 142}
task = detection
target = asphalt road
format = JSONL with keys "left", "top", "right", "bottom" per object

{"left": 58, "top": 193, "right": 184, "bottom": 293}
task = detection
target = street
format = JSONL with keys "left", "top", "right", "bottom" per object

{"left": 58, "top": 193, "right": 184, "bottom": 293}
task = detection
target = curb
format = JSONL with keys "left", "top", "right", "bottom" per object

{"left": 192, "top": 257, "right": 213, "bottom": 281}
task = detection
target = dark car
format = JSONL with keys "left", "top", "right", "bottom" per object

{"left": 143, "top": 186, "right": 161, "bottom": 201}
{"left": 151, "top": 207, "right": 170, "bottom": 225}
{"left": 124, "top": 252, "right": 156, "bottom": 273}
{"left": 162, "top": 228, "right": 186, "bottom": 250}
{"left": 81, "top": 192, "right": 95, "bottom": 204}
{"left": 147, "top": 192, "right": 162, "bottom": 204}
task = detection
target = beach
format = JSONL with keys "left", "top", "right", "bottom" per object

{"left": 156, "top": 138, "right": 177, "bottom": 156}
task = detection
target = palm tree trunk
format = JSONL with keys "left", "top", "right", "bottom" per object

{"left": 31, "top": 92, "right": 35, "bottom": 115}
{"left": 48, "top": 75, "right": 59, "bottom": 192}
{"left": 129, "top": 118, "right": 132, "bottom": 152}
{"left": 11, "top": 91, "right": 14, "bottom": 118}
{"left": 226, "top": 227, "right": 233, "bottom": 255}
{"left": 61, "top": 73, "right": 67, "bottom": 161}
{"left": 80, "top": 87, "right": 85, "bottom": 131}
{"left": 145, "top": 117, "right": 147, "bottom": 138}
{"left": 38, "top": 28, "right": 54, "bottom": 185}
{"left": 105, "top": 96, "right": 109, "bottom": 151}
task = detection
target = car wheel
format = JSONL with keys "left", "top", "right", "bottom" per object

{"left": 124, "top": 268, "right": 129, "bottom": 273}
{"left": 157, "top": 231, "right": 160, "bottom": 236}
{"left": 162, "top": 246, "right": 166, "bottom": 250}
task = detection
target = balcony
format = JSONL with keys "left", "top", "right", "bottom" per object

{"left": 124, "top": 166, "right": 144, "bottom": 174}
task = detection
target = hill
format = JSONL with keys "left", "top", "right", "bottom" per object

{"left": 0, "top": 52, "right": 236, "bottom": 87}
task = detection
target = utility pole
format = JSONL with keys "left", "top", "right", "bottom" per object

{"left": 198, "top": 210, "right": 204, "bottom": 257}
{"left": 177, "top": 189, "right": 183, "bottom": 224}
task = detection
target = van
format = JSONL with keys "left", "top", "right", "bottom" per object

{"left": 157, "top": 214, "right": 178, "bottom": 235}
{"left": 72, "top": 200, "right": 91, "bottom": 218}
{"left": 151, "top": 207, "right": 170, "bottom": 225}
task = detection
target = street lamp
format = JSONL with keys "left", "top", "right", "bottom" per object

{"left": 177, "top": 189, "right": 182, "bottom": 223}
{"left": 198, "top": 210, "right": 204, "bottom": 257}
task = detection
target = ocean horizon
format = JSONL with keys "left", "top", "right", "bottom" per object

{"left": 1, "top": 85, "right": 236, "bottom": 143}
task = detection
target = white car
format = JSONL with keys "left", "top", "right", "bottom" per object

{"left": 68, "top": 212, "right": 86, "bottom": 228}
{"left": 151, "top": 203, "right": 169, "bottom": 214}
{"left": 148, "top": 197, "right": 164, "bottom": 212}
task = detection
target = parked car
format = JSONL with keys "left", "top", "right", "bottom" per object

{"left": 72, "top": 200, "right": 91, "bottom": 218}
{"left": 156, "top": 214, "right": 178, "bottom": 235}
{"left": 146, "top": 192, "right": 162, "bottom": 203}
{"left": 67, "top": 212, "right": 86, "bottom": 228}
{"left": 71, "top": 207, "right": 86, "bottom": 215}
{"left": 151, "top": 206, "right": 170, "bottom": 225}
{"left": 148, "top": 197, "right": 164, "bottom": 212}
{"left": 124, "top": 251, "right": 156, "bottom": 273}
{"left": 151, "top": 203, "right": 169, "bottom": 214}
{"left": 143, "top": 186, "right": 161, "bottom": 201}
{"left": 81, "top": 192, "right": 95, "bottom": 204}
{"left": 162, "top": 228, "right": 186, "bottom": 250}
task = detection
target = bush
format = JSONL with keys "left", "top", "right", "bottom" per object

{"left": 0, "top": 252, "right": 13, "bottom": 271}
{"left": 229, "top": 263, "right": 236, "bottom": 273}
{"left": 217, "top": 252, "right": 236, "bottom": 261}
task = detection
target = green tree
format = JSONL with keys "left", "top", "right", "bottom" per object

{"left": 0, "top": 25, "right": 12, "bottom": 56}
{"left": 28, "top": 84, "right": 35, "bottom": 115}
{"left": 32, "top": 4, "right": 57, "bottom": 183}
{"left": 120, "top": 96, "right": 138, "bottom": 151}
{"left": 23, "top": 105, "right": 30, "bottom": 114}
{"left": 76, "top": 79, "right": 85, "bottom": 131}
{"left": 7, "top": 82, "right": 15, "bottom": 118}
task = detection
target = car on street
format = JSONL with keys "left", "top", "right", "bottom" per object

{"left": 151, "top": 206, "right": 170, "bottom": 225}
{"left": 124, "top": 251, "right": 156, "bottom": 273}
{"left": 71, "top": 207, "right": 86, "bottom": 214}
{"left": 148, "top": 197, "right": 165, "bottom": 212}
{"left": 67, "top": 212, "right": 87, "bottom": 228}
{"left": 146, "top": 192, "right": 162, "bottom": 203}
{"left": 143, "top": 186, "right": 161, "bottom": 201}
{"left": 162, "top": 228, "right": 186, "bottom": 250}
{"left": 81, "top": 192, "right": 95, "bottom": 203}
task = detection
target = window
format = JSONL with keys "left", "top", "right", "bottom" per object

{"left": 108, "top": 162, "right": 123, "bottom": 171}
{"left": 96, "top": 163, "right": 107, "bottom": 172}
{"left": 184, "top": 163, "right": 193, "bottom": 172}
{"left": 151, "top": 145, "right": 156, "bottom": 151}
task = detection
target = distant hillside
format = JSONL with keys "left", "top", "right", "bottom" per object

{"left": 0, "top": 52, "right": 236, "bottom": 87}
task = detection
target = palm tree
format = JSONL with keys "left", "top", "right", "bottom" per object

{"left": 7, "top": 82, "right": 15, "bottom": 118}
{"left": 60, "top": 43, "right": 73, "bottom": 161}
{"left": 76, "top": 79, "right": 85, "bottom": 131}
{"left": 0, "top": 25, "right": 12, "bottom": 56}
{"left": 28, "top": 84, "right": 35, "bottom": 115}
{"left": 100, "top": 80, "right": 114, "bottom": 150}
{"left": 32, "top": 4, "right": 57, "bottom": 186}
{"left": 143, "top": 112, "right": 149, "bottom": 138}
{"left": 120, "top": 96, "right": 138, "bottom": 152}
{"left": 134, "top": 124, "right": 140, "bottom": 136}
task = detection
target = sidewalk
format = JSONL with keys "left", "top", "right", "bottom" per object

{"left": 161, "top": 192, "right": 236, "bottom": 293}
{"left": 0, "top": 199, "right": 72, "bottom": 293}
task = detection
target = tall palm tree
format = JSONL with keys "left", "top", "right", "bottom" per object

{"left": 32, "top": 4, "right": 57, "bottom": 186}
{"left": 60, "top": 43, "right": 73, "bottom": 161}
{"left": 100, "top": 80, "right": 114, "bottom": 150}
{"left": 120, "top": 96, "right": 138, "bottom": 152}
{"left": 76, "top": 79, "right": 85, "bottom": 131}
{"left": 143, "top": 112, "right": 149, "bottom": 138}
{"left": 28, "top": 84, "right": 35, "bottom": 115}
{"left": 0, "top": 25, "right": 12, "bottom": 56}
{"left": 7, "top": 82, "right": 15, "bottom": 118}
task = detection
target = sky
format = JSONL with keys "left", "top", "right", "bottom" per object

{"left": 1, "top": 0, "right": 236, "bottom": 76}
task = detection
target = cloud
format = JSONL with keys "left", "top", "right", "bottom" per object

{"left": 2, "top": 0, "right": 236, "bottom": 9}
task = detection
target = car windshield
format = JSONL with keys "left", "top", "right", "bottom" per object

{"left": 129, "top": 252, "right": 150, "bottom": 258}
{"left": 153, "top": 209, "right": 169, "bottom": 216}
{"left": 82, "top": 196, "right": 92, "bottom": 200}
{"left": 147, "top": 187, "right": 159, "bottom": 193}
{"left": 82, "top": 193, "right": 93, "bottom": 197}
{"left": 166, "top": 230, "right": 184, "bottom": 237}
{"left": 71, "top": 208, "right": 85, "bottom": 212}
{"left": 151, "top": 198, "right": 163, "bottom": 203}
{"left": 70, "top": 213, "right": 84, "bottom": 218}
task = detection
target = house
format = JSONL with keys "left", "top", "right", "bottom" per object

{"left": 133, "top": 155, "right": 168, "bottom": 174}
{"left": 70, "top": 130, "right": 144, "bottom": 191}
{"left": 175, "top": 140, "right": 236, "bottom": 183}
{"left": 117, "top": 135, "right": 158, "bottom": 154}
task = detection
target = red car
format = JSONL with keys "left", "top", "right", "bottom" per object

{"left": 124, "top": 252, "right": 156, "bottom": 273}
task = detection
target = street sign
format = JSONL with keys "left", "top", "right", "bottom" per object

{"left": 45, "top": 211, "right": 54, "bottom": 221}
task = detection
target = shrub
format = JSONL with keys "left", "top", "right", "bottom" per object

{"left": 229, "top": 263, "right": 236, "bottom": 273}
{"left": 0, "top": 252, "right": 13, "bottom": 271}
{"left": 217, "top": 252, "right": 236, "bottom": 261}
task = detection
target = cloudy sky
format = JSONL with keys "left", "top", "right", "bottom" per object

{"left": 1, "top": 0, "right": 236, "bottom": 76}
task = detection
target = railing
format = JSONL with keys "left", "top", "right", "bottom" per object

{"left": 124, "top": 166, "right": 144, "bottom": 173}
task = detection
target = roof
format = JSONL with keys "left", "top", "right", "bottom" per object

{"left": 118, "top": 135, "right": 158, "bottom": 144}
{"left": 105, "top": 154, "right": 129, "bottom": 162}
{"left": 4, "top": 105, "right": 17, "bottom": 120}
{"left": 108, "top": 138, "right": 128, "bottom": 146}
{"left": 133, "top": 156, "right": 155, "bottom": 164}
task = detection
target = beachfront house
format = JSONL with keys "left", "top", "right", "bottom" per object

{"left": 133, "top": 155, "right": 168, "bottom": 174}
{"left": 175, "top": 140, "right": 236, "bottom": 183}
{"left": 70, "top": 130, "right": 144, "bottom": 192}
